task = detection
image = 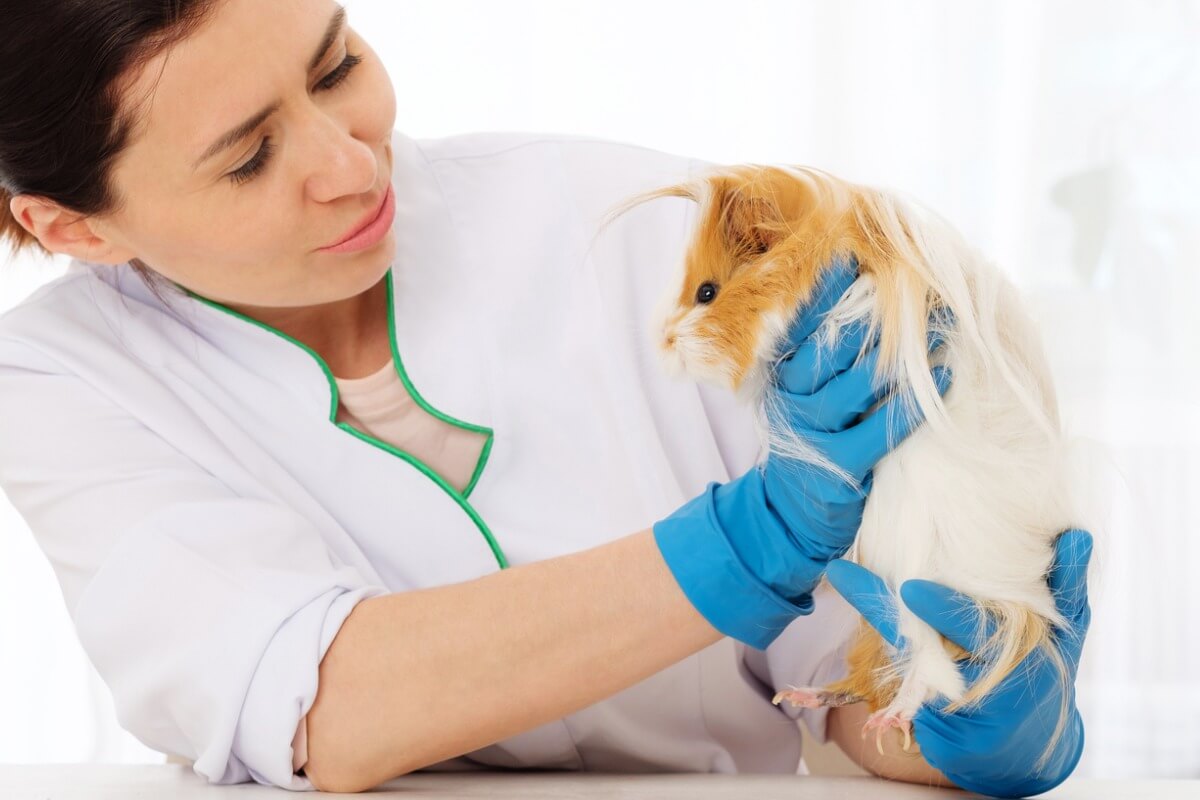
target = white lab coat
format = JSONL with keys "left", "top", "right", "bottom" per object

{"left": 0, "top": 129, "right": 859, "bottom": 790}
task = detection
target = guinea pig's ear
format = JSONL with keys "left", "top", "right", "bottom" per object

{"left": 718, "top": 180, "right": 784, "bottom": 256}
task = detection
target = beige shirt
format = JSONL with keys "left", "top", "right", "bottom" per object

{"left": 290, "top": 358, "right": 489, "bottom": 773}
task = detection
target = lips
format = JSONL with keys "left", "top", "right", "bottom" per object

{"left": 324, "top": 188, "right": 389, "bottom": 249}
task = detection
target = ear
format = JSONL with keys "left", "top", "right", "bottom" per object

{"left": 718, "top": 180, "right": 784, "bottom": 256}
{"left": 8, "top": 194, "right": 137, "bottom": 264}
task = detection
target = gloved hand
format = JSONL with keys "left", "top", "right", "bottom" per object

{"left": 653, "top": 256, "right": 952, "bottom": 649}
{"left": 824, "top": 529, "right": 1094, "bottom": 797}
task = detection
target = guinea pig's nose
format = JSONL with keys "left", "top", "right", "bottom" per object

{"left": 664, "top": 335, "right": 676, "bottom": 348}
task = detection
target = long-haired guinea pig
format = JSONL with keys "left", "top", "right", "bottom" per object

{"left": 602, "top": 163, "right": 1088, "bottom": 763}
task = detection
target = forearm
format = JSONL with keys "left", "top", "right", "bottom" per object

{"left": 303, "top": 527, "right": 723, "bottom": 792}
{"left": 827, "top": 703, "right": 954, "bottom": 788}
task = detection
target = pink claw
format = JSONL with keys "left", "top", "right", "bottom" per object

{"left": 861, "top": 710, "right": 914, "bottom": 755}
{"left": 772, "top": 688, "right": 824, "bottom": 709}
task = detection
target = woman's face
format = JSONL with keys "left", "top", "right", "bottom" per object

{"left": 94, "top": 0, "right": 398, "bottom": 310}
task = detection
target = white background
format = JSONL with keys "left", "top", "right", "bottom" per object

{"left": 1, "top": 0, "right": 1197, "bottom": 779}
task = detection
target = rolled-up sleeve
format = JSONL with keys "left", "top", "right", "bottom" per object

{"left": 0, "top": 339, "right": 388, "bottom": 790}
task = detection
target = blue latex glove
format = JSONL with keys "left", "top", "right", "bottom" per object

{"left": 824, "top": 529, "right": 1094, "bottom": 797}
{"left": 653, "top": 255, "right": 952, "bottom": 649}
{"left": 752, "top": 262, "right": 952, "bottom": 578}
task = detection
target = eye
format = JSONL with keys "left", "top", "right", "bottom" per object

{"left": 316, "top": 52, "right": 363, "bottom": 92}
{"left": 229, "top": 137, "right": 275, "bottom": 185}
{"left": 695, "top": 282, "right": 718, "bottom": 304}
{"left": 224, "top": 53, "right": 364, "bottom": 186}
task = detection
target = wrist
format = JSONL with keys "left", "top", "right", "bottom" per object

{"left": 712, "top": 468, "right": 833, "bottom": 600}
{"left": 653, "top": 481, "right": 813, "bottom": 650}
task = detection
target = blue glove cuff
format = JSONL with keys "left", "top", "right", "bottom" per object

{"left": 653, "top": 481, "right": 814, "bottom": 651}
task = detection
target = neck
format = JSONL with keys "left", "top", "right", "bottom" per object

{"left": 231, "top": 272, "right": 392, "bottom": 379}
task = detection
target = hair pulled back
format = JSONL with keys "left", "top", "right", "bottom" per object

{"left": 0, "top": 0, "right": 222, "bottom": 302}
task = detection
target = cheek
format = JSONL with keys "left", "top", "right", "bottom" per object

{"left": 134, "top": 191, "right": 285, "bottom": 268}
{"left": 662, "top": 306, "right": 738, "bottom": 388}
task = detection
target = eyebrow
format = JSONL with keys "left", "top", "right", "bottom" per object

{"left": 191, "top": 4, "right": 347, "bottom": 170}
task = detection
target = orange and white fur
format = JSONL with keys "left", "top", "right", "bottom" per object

{"left": 603, "top": 164, "right": 1083, "bottom": 762}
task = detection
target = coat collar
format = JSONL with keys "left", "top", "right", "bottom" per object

{"left": 86, "top": 129, "right": 496, "bottom": 443}
{"left": 75, "top": 130, "right": 507, "bottom": 573}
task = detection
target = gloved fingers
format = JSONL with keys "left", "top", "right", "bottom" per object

{"left": 777, "top": 323, "right": 951, "bottom": 432}
{"left": 825, "top": 559, "right": 903, "bottom": 648}
{"left": 1048, "top": 529, "right": 1093, "bottom": 664}
{"left": 764, "top": 428, "right": 871, "bottom": 505}
{"left": 1048, "top": 529, "right": 1093, "bottom": 626}
{"left": 775, "top": 256, "right": 858, "bottom": 365}
{"left": 776, "top": 318, "right": 874, "bottom": 397}
{"left": 833, "top": 365, "right": 953, "bottom": 477}
{"left": 899, "top": 579, "right": 999, "bottom": 655}
{"left": 860, "top": 469, "right": 874, "bottom": 497}
{"left": 776, "top": 342, "right": 882, "bottom": 432}
{"left": 925, "top": 324, "right": 948, "bottom": 356}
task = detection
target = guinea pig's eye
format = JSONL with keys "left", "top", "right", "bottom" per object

{"left": 695, "top": 282, "right": 719, "bottom": 304}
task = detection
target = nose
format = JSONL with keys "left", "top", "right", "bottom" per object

{"left": 303, "top": 115, "right": 379, "bottom": 203}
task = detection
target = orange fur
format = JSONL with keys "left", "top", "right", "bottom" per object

{"left": 824, "top": 619, "right": 901, "bottom": 711}
{"left": 602, "top": 163, "right": 1074, "bottom": 762}
{"left": 602, "top": 165, "right": 936, "bottom": 394}
{"left": 825, "top": 620, "right": 975, "bottom": 713}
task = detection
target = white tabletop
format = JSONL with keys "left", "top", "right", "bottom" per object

{"left": 0, "top": 765, "right": 1196, "bottom": 799}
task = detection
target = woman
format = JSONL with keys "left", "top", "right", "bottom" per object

{"left": 0, "top": 0, "right": 1090, "bottom": 795}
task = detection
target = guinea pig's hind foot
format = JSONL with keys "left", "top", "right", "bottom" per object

{"left": 861, "top": 707, "right": 914, "bottom": 756}
{"left": 771, "top": 686, "right": 862, "bottom": 709}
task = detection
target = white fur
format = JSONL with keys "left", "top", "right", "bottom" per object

{"left": 812, "top": 191, "right": 1078, "bottom": 718}
{"left": 657, "top": 178, "right": 1084, "bottom": 730}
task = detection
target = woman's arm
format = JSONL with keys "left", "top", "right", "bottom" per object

{"left": 303, "top": 527, "right": 724, "bottom": 792}
{"left": 826, "top": 703, "right": 954, "bottom": 787}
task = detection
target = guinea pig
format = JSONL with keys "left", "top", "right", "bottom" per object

{"left": 602, "top": 162, "right": 1088, "bottom": 763}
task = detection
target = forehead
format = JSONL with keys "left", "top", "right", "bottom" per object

{"left": 117, "top": 0, "right": 337, "bottom": 167}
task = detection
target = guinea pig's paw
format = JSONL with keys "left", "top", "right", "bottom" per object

{"left": 862, "top": 706, "right": 915, "bottom": 755}
{"left": 772, "top": 686, "right": 861, "bottom": 709}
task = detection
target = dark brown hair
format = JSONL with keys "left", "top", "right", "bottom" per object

{"left": 0, "top": 0, "right": 222, "bottom": 307}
